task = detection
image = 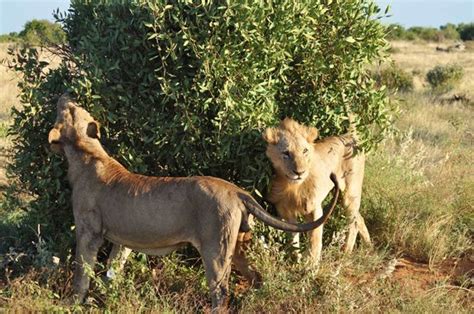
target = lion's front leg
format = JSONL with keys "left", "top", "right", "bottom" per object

{"left": 276, "top": 208, "right": 301, "bottom": 260}
{"left": 71, "top": 210, "right": 103, "bottom": 303}
{"left": 304, "top": 204, "right": 323, "bottom": 265}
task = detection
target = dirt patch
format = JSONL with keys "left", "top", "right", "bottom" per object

{"left": 389, "top": 256, "right": 473, "bottom": 293}
{"left": 348, "top": 255, "right": 473, "bottom": 294}
{"left": 392, "top": 257, "right": 446, "bottom": 293}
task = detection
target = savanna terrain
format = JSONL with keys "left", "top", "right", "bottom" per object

{"left": 0, "top": 40, "right": 472, "bottom": 312}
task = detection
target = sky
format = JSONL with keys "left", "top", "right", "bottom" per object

{"left": 0, "top": 0, "right": 473, "bottom": 34}
{"left": 0, "top": 0, "right": 69, "bottom": 34}
{"left": 377, "top": 0, "right": 473, "bottom": 27}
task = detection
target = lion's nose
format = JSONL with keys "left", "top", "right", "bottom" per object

{"left": 293, "top": 170, "right": 305, "bottom": 176}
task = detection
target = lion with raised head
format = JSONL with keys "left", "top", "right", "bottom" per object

{"left": 263, "top": 118, "right": 371, "bottom": 264}
{"left": 48, "top": 95, "right": 340, "bottom": 312}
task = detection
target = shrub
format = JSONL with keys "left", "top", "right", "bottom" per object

{"left": 0, "top": 32, "right": 21, "bottom": 43}
{"left": 386, "top": 23, "right": 461, "bottom": 42}
{"left": 385, "top": 24, "right": 406, "bottom": 40}
{"left": 407, "top": 27, "right": 437, "bottom": 41}
{"left": 6, "top": 0, "right": 392, "bottom": 257}
{"left": 426, "top": 64, "right": 464, "bottom": 92}
{"left": 439, "top": 23, "right": 461, "bottom": 41}
{"left": 373, "top": 64, "right": 414, "bottom": 93}
{"left": 18, "top": 19, "right": 66, "bottom": 45}
{"left": 458, "top": 23, "right": 474, "bottom": 41}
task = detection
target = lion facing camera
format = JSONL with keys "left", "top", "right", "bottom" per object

{"left": 263, "top": 117, "right": 371, "bottom": 264}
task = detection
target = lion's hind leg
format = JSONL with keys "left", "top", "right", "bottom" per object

{"left": 356, "top": 214, "right": 371, "bottom": 245}
{"left": 342, "top": 155, "right": 371, "bottom": 253}
{"left": 343, "top": 197, "right": 371, "bottom": 253}
{"left": 199, "top": 215, "right": 241, "bottom": 312}
{"left": 105, "top": 244, "right": 132, "bottom": 280}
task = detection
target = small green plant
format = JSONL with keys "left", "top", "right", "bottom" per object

{"left": 373, "top": 64, "right": 414, "bottom": 93}
{"left": 0, "top": 122, "right": 9, "bottom": 138}
{"left": 426, "top": 64, "right": 464, "bottom": 92}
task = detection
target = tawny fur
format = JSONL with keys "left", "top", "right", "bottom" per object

{"left": 263, "top": 118, "right": 372, "bottom": 263}
{"left": 48, "top": 95, "right": 339, "bottom": 311}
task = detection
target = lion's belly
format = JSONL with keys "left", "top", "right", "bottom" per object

{"left": 105, "top": 231, "right": 187, "bottom": 253}
{"left": 98, "top": 192, "right": 196, "bottom": 249}
{"left": 103, "top": 228, "right": 189, "bottom": 249}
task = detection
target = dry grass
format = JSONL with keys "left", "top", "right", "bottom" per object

{"left": 390, "top": 40, "right": 474, "bottom": 95}
{"left": 0, "top": 43, "right": 60, "bottom": 188}
{"left": 0, "top": 43, "right": 61, "bottom": 121}
{"left": 0, "top": 43, "right": 21, "bottom": 189}
{"left": 363, "top": 41, "right": 474, "bottom": 267}
{"left": 0, "top": 43, "right": 21, "bottom": 121}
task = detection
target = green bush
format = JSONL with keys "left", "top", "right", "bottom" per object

{"left": 458, "top": 23, "right": 474, "bottom": 41}
{"left": 0, "top": 32, "right": 21, "bottom": 43}
{"left": 0, "top": 20, "right": 65, "bottom": 45}
{"left": 18, "top": 19, "right": 66, "bottom": 45}
{"left": 426, "top": 64, "right": 464, "bottom": 92}
{"left": 373, "top": 64, "right": 414, "bottom": 93}
{"left": 386, "top": 23, "right": 461, "bottom": 42}
{"left": 408, "top": 26, "right": 442, "bottom": 42}
{"left": 439, "top": 23, "right": 460, "bottom": 41}
{"left": 385, "top": 24, "right": 405, "bottom": 40}
{"left": 5, "top": 0, "right": 392, "bottom": 258}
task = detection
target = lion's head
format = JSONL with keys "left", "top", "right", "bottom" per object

{"left": 48, "top": 94, "right": 100, "bottom": 153}
{"left": 263, "top": 118, "right": 318, "bottom": 184}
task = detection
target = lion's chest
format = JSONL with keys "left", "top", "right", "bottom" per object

{"left": 270, "top": 181, "right": 317, "bottom": 216}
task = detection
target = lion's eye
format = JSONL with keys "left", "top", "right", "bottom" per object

{"left": 303, "top": 148, "right": 308, "bottom": 154}
{"left": 282, "top": 151, "right": 290, "bottom": 159}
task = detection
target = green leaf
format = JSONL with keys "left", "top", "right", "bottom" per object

{"left": 345, "top": 36, "right": 356, "bottom": 43}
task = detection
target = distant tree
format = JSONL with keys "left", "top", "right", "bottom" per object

{"left": 458, "top": 23, "right": 474, "bottom": 41}
{"left": 385, "top": 23, "right": 462, "bottom": 42}
{"left": 407, "top": 26, "right": 441, "bottom": 41}
{"left": 440, "top": 23, "right": 460, "bottom": 40}
{"left": 385, "top": 24, "right": 405, "bottom": 40}
{"left": 0, "top": 31, "right": 21, "bottom": 43}
{"left": 19, "top": 19, "right": 66, "bottom": 45}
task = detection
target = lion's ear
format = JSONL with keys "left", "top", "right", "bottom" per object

{"left": 306, "top": 126, "right": 319, "bottom": 143}
{"left": 262, "top": 128, "right": 279, "bottom": 144}
{"left": 87, "top": 121, "right": 101, "bottom": 139}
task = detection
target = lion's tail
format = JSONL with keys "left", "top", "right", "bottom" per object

{"left": 347, "top": 112, "right": 359, "bottom": 142}
{"left": 339, "top": 112, "right": 362, "bottom": 158}
{"left": 238, "top": 173, "right": 340, "bottom": 233}
{"left": 239, "top": 211, "right": 251, "bottom": 233}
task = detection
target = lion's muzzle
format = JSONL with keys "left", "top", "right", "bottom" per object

{"left": 48, "top": 128, "right": 63, "bottom": 153}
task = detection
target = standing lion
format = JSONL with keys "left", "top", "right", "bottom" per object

{"left": 263, "top": 118, "right": 371, "bottom": 264}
